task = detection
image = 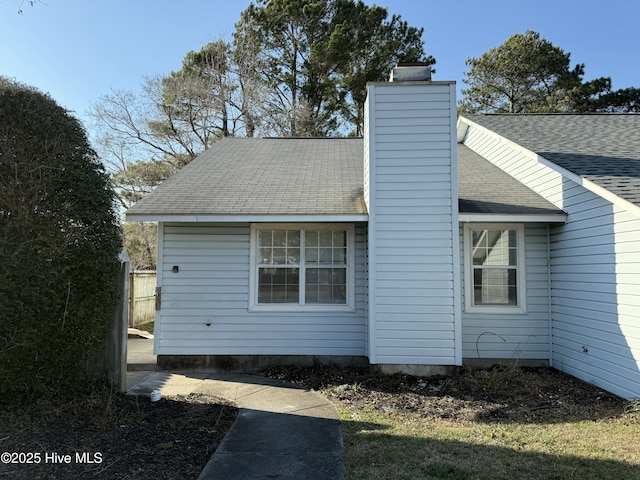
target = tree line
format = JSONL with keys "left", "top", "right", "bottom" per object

{"left": 460, "top": 30, "right": 639, "bottom": 114}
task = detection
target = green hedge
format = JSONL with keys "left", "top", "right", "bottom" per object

{"left": 0, "top": 78, "right": 122, "bottom": 405}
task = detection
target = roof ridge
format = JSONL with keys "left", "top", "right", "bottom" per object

{"left": 472, "top": 112, "right": 638, "bottom": 117}
{"left": 262, "top": 136, "right": 363, "bottom": 140}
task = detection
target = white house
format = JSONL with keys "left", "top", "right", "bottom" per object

{"left": 126, "top": 65, "right": 640, "bottom": 400}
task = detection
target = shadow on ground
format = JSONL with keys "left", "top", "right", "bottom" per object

{"left": 340, "top": 418, "right": 638, "bottom": 480}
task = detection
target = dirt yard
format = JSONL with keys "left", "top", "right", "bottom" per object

{"left": 0, "top": 392, "right": 237, "bottom": 480}
{"left": 261, "top": 364, "right": 630, "bottom": 423}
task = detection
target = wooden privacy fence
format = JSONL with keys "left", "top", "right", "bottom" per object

{"left": 128, "top": 270, "right": 157, "bottom": 327}
{"left": 105, "top": 250, "right": 130, "bottom": 392}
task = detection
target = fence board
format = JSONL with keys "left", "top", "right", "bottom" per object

{"left": 105, "top": 251, "right": 130, "bottom": 392}
{"left": 129, "top": 270, "right": 156, "bottom": 327}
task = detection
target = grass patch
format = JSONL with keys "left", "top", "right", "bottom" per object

{"left": 340, "top": 409, "right": 640, "bottom": 479}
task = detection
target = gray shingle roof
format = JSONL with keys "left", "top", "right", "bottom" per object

{"left": 458, "top": 145, "right": 562, "bottom": 215}
{"left": 126, "top": 138, "right": 367, "bottom": 217}
{"left": 126, "top": 137, "right": 564, "bottom": 218}
{"left": 463, "top": 114, "right": 640, "bottom": 207}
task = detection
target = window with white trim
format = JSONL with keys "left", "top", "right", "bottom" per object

{"left": 464, "top": 224, "right": 526, "bottom": 313}
{"left": 250, "top": 224, "right": 355, "bottom": 311}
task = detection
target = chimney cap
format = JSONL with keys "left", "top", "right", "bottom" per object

{"left": 389, "top": 63, "right": 432, "bottom": 82}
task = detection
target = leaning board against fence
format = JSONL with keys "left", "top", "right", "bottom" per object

{"left": 129, "top": 270, "right": 156, "bottom": 327}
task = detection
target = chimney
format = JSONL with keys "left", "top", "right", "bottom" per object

{"left": 389, "top": 62, "right": 432, "bottom": 82}
{"left": 363, "top": 71, "right": 461, "bottom": 372}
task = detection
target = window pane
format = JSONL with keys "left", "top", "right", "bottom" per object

{"left": 287, "top": 247, "right": 300, "bottom": 264}
{"left": 305, "top": 230, "right": 319, "bottom": 264}
{"left": 306, "top": 247, "right": 318, "bottom": 264}
{"left": 305, "top": 230, "right": 319, "bottom": 248}
{"left": 509, "top": 247, "right": 518, "bottom": 265}
{"left": 318, "top": 268, "right": 331, "bottom": 283}
{"left": 258, "top": 268, "right": 299, "bottom": 303}
{"left": 332, "top": 284, "right": 346, "bottom": 303}
{"left": 333, "top": 231, "right": 346, "bottom": 247}
{"left": 260, "top": 247, "right": 272, "bottom": 264}
{"left": 472, "top": 230, "right": 487, "bottom": 265}
{"left": 319, "top": 231, "right": 333, "bottom": 247}
{"left": 317, "top": 285, "right": 332, "bottom": 302}
{"left": 259, "top": 230, "right": 272, "bottom": 247}
{"left": 472, "top": 246, "right": 486, "bottom": 266}
{"left": 473, "top": 268, "right": 517, "bottom": 306}
{"left": 319, "top": 247, "right": 333, "bottom": 264}
{"left": 305, "top": 268, "right": 346, "bottom": 304}
{"left": 485, "top": 269, "right": 508, "bottom": 304}
{"left": 273, "top": 230, "right": 287, "bottom": 246}
{"left": 288, "top": 231, "right": 300, "bottom": 247}
{"left": 306, "top": 268, "right": 318, "bottom": 283}
{"left": 472, "top": 229, "right": 517, "bottom": 267}
{"left": 273, "top": 247, "right": 286, "bottom": 264}
{"left": 473, "top": 285, "right": 483, "bottom": 305}
{"left": 472, "top": 230, "right": 487, "bottom": 248}
{"left": 508, "top": 269, "right": 517, "bottom": 287}
{"left": 485, "top": 230, "right": 508, "bottom": 266}
{"left": 508, "top": 286, "right": 517, "bottom": 304}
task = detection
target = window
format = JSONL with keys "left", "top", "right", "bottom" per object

{"left": 250, "top": 224, "right": 354, "bottom": 311}
{"left": 464, "top": 224, "right": 526, "bottom": 313}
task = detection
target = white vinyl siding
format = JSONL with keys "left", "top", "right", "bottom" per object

{"left": 365, "top": 81, "right": 460, "bottom": 365}
{"left": 154, "top": 223, "right": 367, "bottom": 357}
{"left": 463, "top": 122, "right": 640, "bottom": 400}
{"left": 461, "top": 224, "right": 552, "bottom": 362}
{"left": 549, "top": 201, "right": 640, "bottom": 400}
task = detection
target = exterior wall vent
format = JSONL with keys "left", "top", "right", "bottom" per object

{"left": 389, "top": 62, "right": 432, "bottom": 82}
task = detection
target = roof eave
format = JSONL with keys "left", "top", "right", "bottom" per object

{"left": 127, "top": 212, "right": 566, "bottom": 224}
{"left": 125, "top": 213, "right": 370, "bottom": 223}
{"left": 458, "top": 213, "right": 567, "bottom": 224}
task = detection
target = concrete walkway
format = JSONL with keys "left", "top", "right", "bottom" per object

{"left": 127, "top": 371, "right": 345, "bottom": 480}
{"left": 126, "top": 337, "right": 157, "bottom": 371}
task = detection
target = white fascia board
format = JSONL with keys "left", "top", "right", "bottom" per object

{"left": 459, "top": 213, "right": 567, "bottom": 224}
{"left": 456, "top": 117, "right": 469, "bottom": 143}
{"left": 458, "top": 115, "right": 640, "bottom": 219}
{"left": 125, "top": 213, "right": 369, "bottom": 223}
{"left": 535, "top": 152, "right": 640, "bottom": 217}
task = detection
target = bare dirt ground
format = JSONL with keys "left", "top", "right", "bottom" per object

{"left": 0, "top": 391, "right": 237, "bottom": 480}
{"left": 261, "top": 365, "right": 634, "bottom": 423}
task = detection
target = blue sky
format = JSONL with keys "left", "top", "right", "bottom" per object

{"left": 2, "top": 0, "right": 638, "bottom": 132}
